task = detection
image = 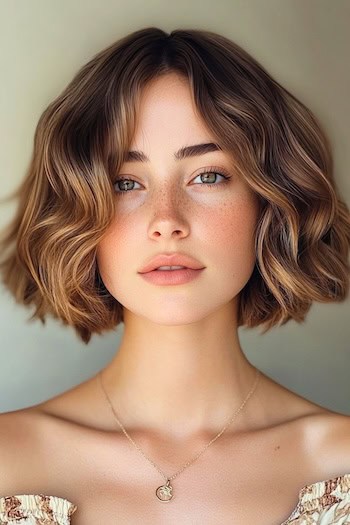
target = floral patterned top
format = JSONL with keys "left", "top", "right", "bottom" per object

{"left": 0, "top": 494, "right": 76, "bottom": 524}
{"left": 1, "top": 474, "right": 350, "bottom": 524}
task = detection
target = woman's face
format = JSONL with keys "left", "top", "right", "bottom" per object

{"left": 96, "top": 73, "right": 260, "bottom": 325}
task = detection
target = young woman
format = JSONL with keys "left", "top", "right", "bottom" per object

{"left": 0, "top": 26, "right": 349, "bottom": 525}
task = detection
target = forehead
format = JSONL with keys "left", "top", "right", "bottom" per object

{"left": 129, "top": 74, "right": 216, "bottom": 151}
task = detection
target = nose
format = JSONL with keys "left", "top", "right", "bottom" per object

{"left": 148, "top": 218, "right": 188, "bottom": 239}
{"left": 147, "top": 187, "right": 190, "bottom": 240}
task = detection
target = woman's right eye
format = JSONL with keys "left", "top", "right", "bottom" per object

{"left": 114, "top": 178, "right": 141, "bottom": 195}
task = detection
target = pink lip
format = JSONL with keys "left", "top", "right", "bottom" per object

{"left": 139, "top": 267, "right": 205, "bottom": 285}
{"left": 139, "top": 253, "right": 205, "bottom": 274}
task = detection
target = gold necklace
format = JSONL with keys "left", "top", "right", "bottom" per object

{"left": 98, "top": 367, "right": 260, "bottom": 502}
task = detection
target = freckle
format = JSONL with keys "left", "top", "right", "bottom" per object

{"left": 274, "top": 445, "right": 280, "bottom": 451}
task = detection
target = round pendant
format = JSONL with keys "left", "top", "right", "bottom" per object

{"left": 156, "top": 479, "right": 173, "bottom": 501}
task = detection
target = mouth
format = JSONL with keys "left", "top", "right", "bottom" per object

{"left": 153, "top": 266, "right": 189, "bottom": 271}
{"left": 138, "top": 254, "right": 205, "bottom": 274}
{"left": 139, "top": 266, "right": 205, "bottom": 285}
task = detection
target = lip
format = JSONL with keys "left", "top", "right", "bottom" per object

{"left": 139, "top": 267, "right": 205, "bottom": 286}
{"left": 138, "top": 253, "right": 205, "bottom": 274}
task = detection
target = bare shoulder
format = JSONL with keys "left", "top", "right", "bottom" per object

{"left": 0, "top": 375, "right": 91, "bottom": 495}
{"left": 0, "top": 406, "right": 44, "bottom": 451}
{"left": 0, "top": 406, "right": 47, "bottom": 495}
{"left": 305, "top": 410, "right": 350, "bottom": 469}
{"left": 0, "top": 380, "right": 103, "bottom": 501}
{"left": 258, "top": 372, "right": 350, "bottom": 469}
{"left": 290, "top": 409, "right": 350, "bottom": 485}
{"left": 275, "top": 377, "right": 350, "bottom": 478}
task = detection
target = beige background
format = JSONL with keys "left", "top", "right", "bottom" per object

{"left": 0, "top": 0, "right": 349, "bottom": 414}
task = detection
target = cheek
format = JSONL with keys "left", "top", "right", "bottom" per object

{"left": 96, "top": 220, "right": 131, "bottom": 284}
{"left": 204, "top": 198, "right": 258, "bottom": 256}
{"left": 212, "top": 201, "right": 258, "bottom": 295}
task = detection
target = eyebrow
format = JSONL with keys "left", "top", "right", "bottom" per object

{"left": 123, "top": 142, "right": 223, "bottom": 163}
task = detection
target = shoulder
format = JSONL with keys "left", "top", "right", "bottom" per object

{"left": 0, "top": 406, "right": 46, "bottom": 451}
{"left": 259, "top": 373, "right": 350, "bottom": 475}
{"left": 312, "top": 411, "right": 350, "bottom": 462}
{"left": 0, "top": 407, "right": 47, "bottom": 495}
{"left": 0, "top": 376, "right": 102, "bottom": 493}
{"left": 297, "top": 410, "right": 350, "bottom": 479}
{"left": 0, "top": 381, "right": 91, "bottom": 465}
{"left": 0, "top": 411, "right": 78, "bottom": 519}
{"left": 0, "top": 404, "right": 78, "bottom": 498}
{"left": 281, "top": 415, "right": 350, "bottom": 523}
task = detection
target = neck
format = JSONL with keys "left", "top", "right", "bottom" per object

{"left": 99, "top": 301, "right": 259, "bottom": 440}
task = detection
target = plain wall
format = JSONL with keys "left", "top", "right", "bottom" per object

{"left": 0, "top": 0, "right": 349, "bottom": 413}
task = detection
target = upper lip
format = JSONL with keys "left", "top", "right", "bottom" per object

{"left": 138, "top": 253, "right": 205, "bottom": 273}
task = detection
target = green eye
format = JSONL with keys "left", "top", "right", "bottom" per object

{"left": 114, "top": 168, "right": 232, "bottom": 196}
{"left": 192, "top": 170, "right": 231, "bottom": 186}
{"left": 114, "top": 178, "right": 142, "bottom": 194}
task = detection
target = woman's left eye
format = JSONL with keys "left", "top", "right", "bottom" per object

{"left": 192, "top": 170, "right": 232, "bottom": 187}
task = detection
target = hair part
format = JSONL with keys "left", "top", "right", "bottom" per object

{"left": 1, "top": 26, "right": 349, "bottom": 344}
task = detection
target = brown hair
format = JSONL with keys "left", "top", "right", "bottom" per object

{"left": 1, "top": 26, "right": 349, "bottom": 344}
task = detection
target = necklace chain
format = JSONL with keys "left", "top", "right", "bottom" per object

{"left": 98, "top": 367, "right": 260, "bottom": 485}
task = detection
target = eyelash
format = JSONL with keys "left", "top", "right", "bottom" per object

{"left": 113, "top": 167, "right": 232, "bottom": 196}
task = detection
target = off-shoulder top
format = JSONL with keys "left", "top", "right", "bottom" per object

{"left": 1, "top": 474, "right": 350, "bottom": 524}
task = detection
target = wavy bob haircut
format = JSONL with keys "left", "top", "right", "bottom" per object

{"left": 0, "top": 26, "right": 349, "bottom": 344}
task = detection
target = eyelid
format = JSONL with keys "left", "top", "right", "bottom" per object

{"left": 113, "top": 165, "right": 233, "bottom": 194}
{"left": 195, "top": 165, "right": 232, "bottom": 178}
{"left": 115, "top": 165, "right": 232, "bottom": 181}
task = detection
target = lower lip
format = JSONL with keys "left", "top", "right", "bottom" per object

{"left": 139, "top": 268, "right": 205, "bottom": 285}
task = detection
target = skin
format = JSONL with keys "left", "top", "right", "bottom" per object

{"left": 1, "top": 73, "right": 350, "bottom": 524}
{"left": 95, "top": 71, "right": 262, "bottom": 439}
